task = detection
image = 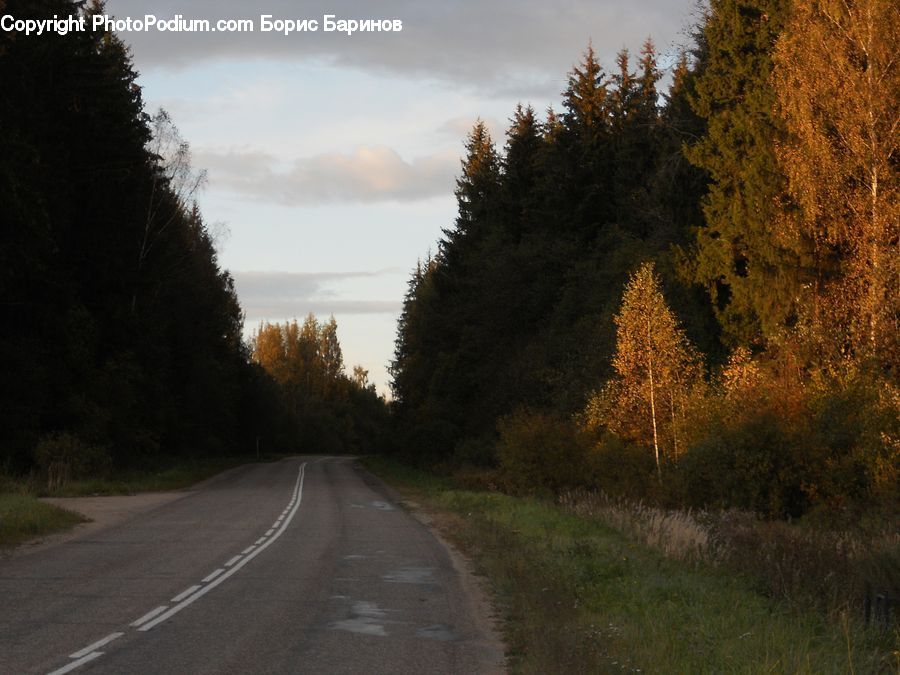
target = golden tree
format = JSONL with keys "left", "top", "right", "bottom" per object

{"left": 773, "top": 0, "right": 899, "bottom": 366}
{"left": 587, "top": 262, "right": 702, "bottom": 481}
{"left": 318, "top": 316, "right": 345, "bottom": 396}
{"left": 252, "top": 322, "right": 288, "bottom": 382}
{"left": 251, "top": 315, "right": 346, "bottom": 402}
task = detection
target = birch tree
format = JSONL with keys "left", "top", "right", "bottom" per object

{"left": 773, "top": 0, "right": 899, "bottom": 365}
{"left": 594, "top": 262, "right": 702, "bottom": 481}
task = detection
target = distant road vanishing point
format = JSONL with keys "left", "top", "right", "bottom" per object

{"left": 0, "top": 457, "right": 504, "bottom": 674}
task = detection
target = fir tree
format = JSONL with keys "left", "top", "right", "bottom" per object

{"left": 686, "top": 0, "right": 806, "bottom": 346}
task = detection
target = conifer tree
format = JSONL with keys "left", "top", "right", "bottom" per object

{"left": 635, "top": 39, "right": 661, "bottom": 124}
{"left": 611, "top": 48, "right": 636, "bottom": 129}
{"left": 447, "top": 120, "right": 500, "bottom": 249}
{"left": 610, "top": 39, "right": 662, "bottom": 234}
{"left": 686, "top": 0, "right": 805, "bottom": 346}
{"left": 560, "top": 44, "right": 615, "bottom": 233}
{"left": 501, "top": 104, "right": 543, "bottom": 238}
{"left": 563, "top": 43, "right": 610, "bottom": 139}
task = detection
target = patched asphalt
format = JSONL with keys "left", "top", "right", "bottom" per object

{"left": 0, "top": 457, "right": 504, "bottom": 674}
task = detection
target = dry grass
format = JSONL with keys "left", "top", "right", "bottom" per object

{"left": 560, "top": 490, "right": 712, "bottom": 563}
{"left": 365, "top": 457, "right": 899, "bottom": 673}
{"left": 560, "top": 490, "right": 900, "bottom": 624}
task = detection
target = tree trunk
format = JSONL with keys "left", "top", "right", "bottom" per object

{"left": 647, "top": 318, "right": 661, "bottom": 483}
{"left": 670, "top": 388, "right": 678, "bottom": 463}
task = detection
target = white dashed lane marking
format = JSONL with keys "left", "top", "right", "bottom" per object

{"left": 44, "top": 462, "right": 309, "bottom": 675}
{"left": 130, "top": 606, "right": 168, "bottom": 627}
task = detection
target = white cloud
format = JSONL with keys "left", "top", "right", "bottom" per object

{"left": 195, "top": 146, "right": 458, "bottom": 204}
{"left": 437, "top": 116, "right": 505, "bottom": 143}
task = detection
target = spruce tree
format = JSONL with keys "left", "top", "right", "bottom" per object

{"left": 559, "top": 44, "right": 615, "bottom": 235}
{"left": 686, "top": 0, "right": 806, "bottom": 347}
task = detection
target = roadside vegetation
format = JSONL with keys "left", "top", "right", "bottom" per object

{"left": 1, "top": 2, "right": 388, "bottom": 499}
{"left": 0, "top": 454, "right": 286, "bottom": 547}
{"left": 0, "top": 479, "right": 86, "bottom": 548}
{"left": 33, "top": 454, "right": 284, "bottom": 498}
{"left": 385, "top": 0, "right": 899, "bottom": 664}
{"left": 364, "top": 457, "right": 900, "bottom": 673}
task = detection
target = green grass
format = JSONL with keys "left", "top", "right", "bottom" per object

{"left": 363, "top": 456, "right": 899, "bottom": 674}
{"left": 0, "top": 493, "right": 87, "bottom": 548}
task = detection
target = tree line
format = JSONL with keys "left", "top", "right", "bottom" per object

{"left": 1, "top": 0, "right": 386, "bottom": 483}
{"left": 390, "top": 0, "right": 898, "bottom": 517}
{"left": 251, "top": 316, "right": 388, "bottom": 457}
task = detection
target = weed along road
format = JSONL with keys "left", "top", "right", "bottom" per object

{"left": 0, "top": 457, "right": 503, "bottom": 674}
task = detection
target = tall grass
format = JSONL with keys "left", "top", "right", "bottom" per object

{"left": 561, "top": 490, "right": 711, "bottom": 562}
{"left": 364, "top": 457, "right": 900, "bottom": 673}
{"left": 560, "top": 490, "right": 900, "bottom": 623}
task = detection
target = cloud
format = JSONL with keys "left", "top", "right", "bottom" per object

{"left": 437, "top": 116, "right": 505, "bottom": 142}
{"left": 107, "top": 0, "right": 698, "bottom": 97}
{"left": 194, "top": 146, "right": 458, "bottom": 204}
{"left": 232, "top": 270, "right": 403, "bottom": 321}
{"left": 243, "top": 300, "right": 402, "bottom": 322}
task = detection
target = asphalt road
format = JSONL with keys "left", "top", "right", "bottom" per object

{"left": 0, "top": 457, "right": 504, "bottom": 674}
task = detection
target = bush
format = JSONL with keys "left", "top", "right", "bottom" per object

{"left": 400, "top": 418, "right": 460, "bottom": 467}
{"left": 677, "top": 410, "right": 810, "bottom": 517}
{"left": 587, "top": 432, "right": 657, "bottom": 500}
{"left": 496, "top": 409, "right": 593, "bottom": 495}
{"left": 33, "top": 432, "right": 110, "bottom": 492}
{"left": 676, "top": 370, "right": 900, "bottom": 518}
{"left": 453, "top": 435, "right": 497, "bottom": 467}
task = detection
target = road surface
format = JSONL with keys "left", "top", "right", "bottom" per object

{"left": 0, "top": 457, "right": 504, "bottom": 674}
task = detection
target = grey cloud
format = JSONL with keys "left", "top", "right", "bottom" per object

{"left": 107, "top": 0, "right": 697, "bottom": 97}
{"left": 243, "top": 300, "right": 402, "bottom": 321}
{"left": 194, "top": 146, "right": 457, "bottom": 204}
{"left": 233, "top": 270, "right": 402, "bottom": 320}
{"left": 233, "top": 269, "right": 400, "bottom": 300}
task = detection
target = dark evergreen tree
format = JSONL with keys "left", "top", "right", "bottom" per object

{"left": 0, "top": 0, "right": 323, "bottom": 476}
{"left": 685, "top": 0, "right": 811, "bottom": 346}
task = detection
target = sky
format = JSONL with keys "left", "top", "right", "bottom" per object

{"left": 108, "top": 0, "right": 699, "bottom": 395}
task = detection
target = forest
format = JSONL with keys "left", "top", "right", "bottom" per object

{"left": 0, "top": 0, "right": 896, "bottom": 660}
{"left": 390, "top": 0, "right": 898, "bottom": 519}
{"left": 0, "top": 0, "right": 385, "bottom": 485}
{"left": 1, "top": 0, "right": 896, "bottom": 519}
{"left": 0, "top": 0, "right": 896, "bottom": 666}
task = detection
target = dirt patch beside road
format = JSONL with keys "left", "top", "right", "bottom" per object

{"left": 4, "top": 492, "right": 187, "bottom": 560}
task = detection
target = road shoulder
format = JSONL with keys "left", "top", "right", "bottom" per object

{"left": 355, "top": 459, "right": 507, "bottom": 673}
{"left": 2, "top": 492, "right": 186, "bottom": 560}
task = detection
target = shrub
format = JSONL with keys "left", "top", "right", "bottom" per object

{"left": 496, "top": 409, "right": 593, "bottom": 495}
{"left": 587, "top": 432, "right": 657, "bottom": 500}
{"left": 677, "top": 410, "right": 811, "bottom": 517}
{"left": 400, "top": 418, "right": 460, "bottom": 467}
{"left": 453, "top": 435, "right": 497, "bottom": 467}
{"left": 677, "top": 369, "right": 899, "bottom": 518}
{"left": 33, "top": 432, "right": 110, "bottom": 492}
